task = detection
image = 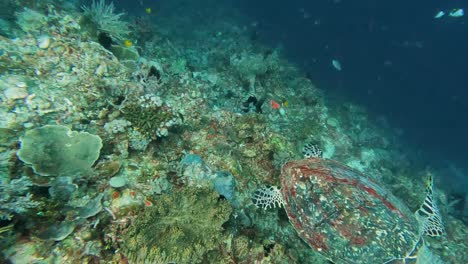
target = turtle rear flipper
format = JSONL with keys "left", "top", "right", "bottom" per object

{"left": 386, "top": 236, "right": 445, "bottom": 264}
{"left": 416, "top": 174, "right": 445, "bottom": 237}
{"left": 402, "top": 237, "right": 445, "bottom": 264}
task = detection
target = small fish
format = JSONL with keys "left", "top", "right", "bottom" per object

{"left": 332, "top": 59, "right": 342, "bottom": 71}
{"left": 123, "top": 39, "right": 132, "bottom": 47}
{"left": 434, "top": 11, "right": 445, "bottom": 19}
{"left": 282, "top": 100, "right": 289, "bottom": 107}
{"left": 145, "top": 7, "right": 152, "bottom": 14}
{"left": 270, "top": 100, "right": 281, "bottom": 110}
{"left": 449, "top": 8, "right": 464, "bottom": 17}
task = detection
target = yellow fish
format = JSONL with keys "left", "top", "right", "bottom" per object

{"left": 145, "top": 7, "right": 152, "bottom": 14}
{"left": 123, "top": 39, "right": 132, "bottom": 47}
{"left": 282, "top": 100, "right": 289, "bottom": 107}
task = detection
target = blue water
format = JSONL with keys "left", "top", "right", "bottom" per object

{"left": 232, "top": 0, "right": 468, "bottom": 193}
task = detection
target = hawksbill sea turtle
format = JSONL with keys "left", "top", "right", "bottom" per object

{"left": 253, "top": 158, "right": 445, "bottom": 264}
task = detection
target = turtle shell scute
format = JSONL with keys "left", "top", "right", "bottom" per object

{"left": 280, "top": 158, "right": 420, "bottom": 263}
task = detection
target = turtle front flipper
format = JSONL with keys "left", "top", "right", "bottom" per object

{"left": 415, "top": 174, "right": 445, "bottom": 237}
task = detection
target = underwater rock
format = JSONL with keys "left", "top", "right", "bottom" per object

{"left": 179, "top": 154, "right": 214, "bottom": 186}
{"left": 180, "top": 154, "right": 238, "bottom": 205}
{"left": 109, "top": 45, "right": 139, "bottom": 61}
{"left": 17, "top": 125, "right": 103, "bottom": 177}
{"left": 213, "top": 171, "right": 236, "bottom": 203}
{"left": 3, "top": 241, "right": 44, "bottom": 263}
{"left": 96, "top": 160, "right": 121, "bottom": 178}
{"left": 16, "top": 8, "right": 48, "bottom": 34}
{"left": 1, "top": 75, "right": 30, "bottom": 101}
{"left": 36, "top": 35, "right": 51, "bottom": 49}
{"left": 180, "top": 153, "right": 204, "bottom": 166}
{"left": 38, "top": 221, "right": 76, "bottom": 241}
{"left": 3, "top": 87, "right": 28, "bottom": 100}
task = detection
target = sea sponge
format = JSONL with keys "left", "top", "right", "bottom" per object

{"left": 123, "top": 187, "right": 232, "bottom": 263}
{"left": 17, "top": 125, "right": 102, "bottom": 176}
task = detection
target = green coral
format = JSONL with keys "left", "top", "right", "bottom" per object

{"left": 123, "top": 187, "right": 232, "bottom": 263}
{"left": 17, "top": 125, "right": 102, "bottom": 177}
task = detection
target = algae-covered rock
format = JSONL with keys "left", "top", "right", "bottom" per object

{"left": 38, "top": 221, "right": 76, "bottom": 241}
{"left": 17, "top": 125, "right": 102, "bottom": 176}
{"left": 123, "top": 187, "right": 232, "bottom": 263}
{"left": 109, "top": 45, "right": 139, "bottom": 61}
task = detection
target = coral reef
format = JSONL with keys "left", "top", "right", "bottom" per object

{"left": 0, "top": 1, "right": 465, "bottom": 263}
{"left": 123, "top": 187, "right": 232, "bottom": 263}
{"left": 0, "top": 175, "right": 39, "bottom": 220}
{"left": 17, "top": 125, "right": 102, "bottom": 177}
{"left": 121, "top": 94, "right": 182, "bottom": 140}
{"left": 81, "top": 0, "right": 130, "bottom": 41}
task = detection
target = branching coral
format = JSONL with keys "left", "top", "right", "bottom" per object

{"left": 81, "top": 0, "right": 130, "bottom": 41}
{"left": 0, "top": 175, "right": 39, "bottom": 220}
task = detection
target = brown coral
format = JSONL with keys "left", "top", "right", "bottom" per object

{"left": 123, "top": 186, "right": 232, "bottom": 263}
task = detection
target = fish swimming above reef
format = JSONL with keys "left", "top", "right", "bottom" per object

{"left": 332, "top": 59, "right": 342, "bottom": 71}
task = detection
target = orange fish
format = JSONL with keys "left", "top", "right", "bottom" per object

{"left": 270, "top": 99, "right": 281, "bottom": 109}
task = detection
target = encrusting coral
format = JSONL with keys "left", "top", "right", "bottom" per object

{"left": 121, "top": 94, "right": 182, "bottom": 140}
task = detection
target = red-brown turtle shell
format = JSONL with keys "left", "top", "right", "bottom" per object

{"left": 281, "top": 158, "right": 421, "bottom": 263}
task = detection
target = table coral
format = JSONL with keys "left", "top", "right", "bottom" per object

{"left": 17, "top": 125, "right": 102, "bottom": 177}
